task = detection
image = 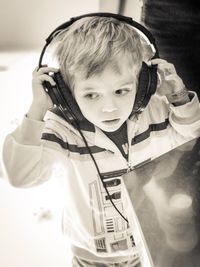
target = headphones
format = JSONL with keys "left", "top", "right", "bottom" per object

{"left": 38, "top": 12, "right": 159, "bottom": 129}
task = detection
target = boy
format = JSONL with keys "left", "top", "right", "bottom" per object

{"left": 2, "top": 15, "right": 200, "bottom": 266}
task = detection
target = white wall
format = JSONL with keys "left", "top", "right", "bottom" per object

{"left": 122, "top": 0, "right": 143, "bottom": 21}
{"left": 0, "top": 0, "right": 142, "bottom": 50}
{"left": 100, "top": 0, "right": 142, "bottom": 21}
{"left": 0, "top": 0, "right": 99, "bottom": 50}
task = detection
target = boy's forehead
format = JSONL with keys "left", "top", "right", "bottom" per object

{"left": 74, "top": 63, "right": 137, "bottom": 88}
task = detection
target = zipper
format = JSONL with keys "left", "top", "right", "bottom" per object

{"left": 127, "top": 116, "right": 139, "bottom": 173}
{"left": 127, "top": 161, "right": 134, "bottom": 173}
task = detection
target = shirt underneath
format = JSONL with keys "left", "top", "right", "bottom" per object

{"left": 103, "top": 122, "right": 129, "bottom": 160}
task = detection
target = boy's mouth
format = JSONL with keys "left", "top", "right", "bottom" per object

{"left": 102, "top": 119, "right": 120, "bottom": 125}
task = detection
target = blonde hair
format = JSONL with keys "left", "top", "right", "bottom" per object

{"left": 52, "top": 16, "right": 144, "bottom": 89}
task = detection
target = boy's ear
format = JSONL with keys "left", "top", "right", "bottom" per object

{"left": 131, "top": 61, "right": 157, "bottom": 115}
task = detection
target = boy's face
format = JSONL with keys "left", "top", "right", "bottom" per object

{"left": 73, "top": 64, "right": 137, "bottom": 132}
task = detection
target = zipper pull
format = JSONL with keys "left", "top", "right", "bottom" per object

{"left": 127, "top": 161, "right": 134, "bottom": 173}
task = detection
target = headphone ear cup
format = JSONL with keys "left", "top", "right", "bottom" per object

{"left": 132, "top": 61, "right": 157, "bottom": 114}
{"left": 52, "top": 72, "right": 86, "bottom": 122}
{"left": 44, "top": 71, "right": 94, "bottom": 131}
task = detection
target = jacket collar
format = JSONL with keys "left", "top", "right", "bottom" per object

{"left": 44, "top": 109, "right": 140, "bottom": 153}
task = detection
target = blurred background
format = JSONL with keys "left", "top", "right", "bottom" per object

{"left": 0, "top": 1, "right": 142, "bottom": 266}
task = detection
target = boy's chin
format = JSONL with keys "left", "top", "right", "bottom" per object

{"left": 98, "top": 120, "right": 124, "bottom": 132}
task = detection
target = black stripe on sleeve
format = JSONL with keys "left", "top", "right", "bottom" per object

{"left": 132, "top": 118, "right": 169, "bottom": 145}
{"left": 41, "top": 133, "right": 105, "bottom": 154}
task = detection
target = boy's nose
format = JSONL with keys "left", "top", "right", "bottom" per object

{"left": 102, "top": 107, "right": 118, "bottom": 112}
{"left": 102, "top": 98, "right": 118, "bottom": 113}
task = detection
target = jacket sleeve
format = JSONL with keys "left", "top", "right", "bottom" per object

{"left": 169, "top": 91, "right": 200, "bottom": 138}
{"left": 2, "top": 115, "right": 68, "bottom": 188}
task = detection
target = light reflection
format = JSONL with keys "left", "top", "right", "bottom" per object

{"left": 144, "top": 179, "right": 198, "bottom": 252}
{"left": 0, "top": 50, "right": 72, "bottom": 264}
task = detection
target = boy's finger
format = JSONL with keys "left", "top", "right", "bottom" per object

{"left": 150, "top": 58, "right": 168, "bottom": 65}
{"left": 36, "top": 66, "right": 59, "bottom": 74}
{"left": 34, "top": 64, "right": 48, "bottom": 72}
{"left": 151, "top": 59, "right": 176, "bottom": 74}
{"left": 33, "top": 74, "right": 56, "bottom": 86}
{"left": 165, "top": 74, "right": 178, "bottom": 81}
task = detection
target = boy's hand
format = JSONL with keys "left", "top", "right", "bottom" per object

{"left": 28, "top": 66, "right": 59, "bottom": 120}
{"left": 151, "top": 58, "right": 190, "bottom": 105}
{"left": 32, "top": 66, "right": 59, "bottom": 107}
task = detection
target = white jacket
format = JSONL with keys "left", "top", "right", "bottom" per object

{"left": 2, "top": 92, "right": 200, "bottom": 260}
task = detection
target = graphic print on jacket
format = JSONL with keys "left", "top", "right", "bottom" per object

{"left": 89, "top": 169, "right": 136, "bottom": 253}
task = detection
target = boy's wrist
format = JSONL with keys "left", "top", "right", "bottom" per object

{"left": 27, "top": 102, "right": 47, "bottom": 121}
{"left": 166, "top": 87, "right": 190, "bottom": 106}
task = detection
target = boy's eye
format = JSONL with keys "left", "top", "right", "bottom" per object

{"left": 84, "top": 93, "right": 99, "bottom": 100}
{"left": 115, "top": 88, "right": 131, "bottom": 96}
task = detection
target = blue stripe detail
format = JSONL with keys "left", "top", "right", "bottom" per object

{"left": 132, "top": 118, "right": 169, "bottom": 145}
{"left": 100, "top": 169, "right": 127, "bottom": 179}
{"left": 42, "top": 119, "right": 169, "bottom": 155}
{"left": 41, "top": 133, "right": 105, "bottom": 154}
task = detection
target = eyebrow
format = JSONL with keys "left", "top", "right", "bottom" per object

{"left": 80, "top": 87, "right": 98, "bottom": 92}
{"left": 120, "top": 81, "right": 133, "bottom": 87}
{"left": 80, "top": 79, "right": 134, "bottom": 92}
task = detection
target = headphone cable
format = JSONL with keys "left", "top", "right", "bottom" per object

{"left": 58, "top": 105, "right": 129, "bottom": 227}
